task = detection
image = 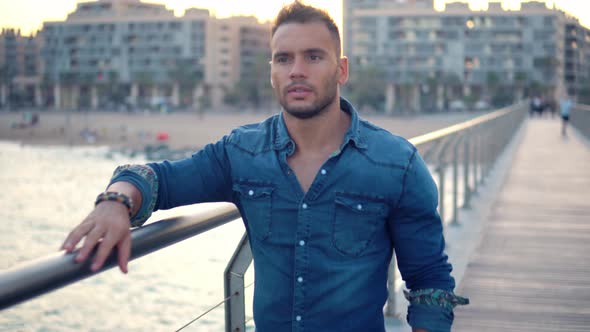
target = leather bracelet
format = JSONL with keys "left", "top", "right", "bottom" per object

{"left": 95, "top": 191, "right": 134, "bottom": 217}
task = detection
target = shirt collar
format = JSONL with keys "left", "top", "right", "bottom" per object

{"left": 272, "top": 97, "right": 367, "bottom": 151}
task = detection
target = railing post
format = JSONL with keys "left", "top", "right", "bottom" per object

{"left": 479, "top": 129, "right": 487, "bottom": 185}
{"left": 472, "top": 129, "right": 479, "bottom": 194}
{"left": 451, "top": 135, "right": 462, "bottom": 226}
{"left": 384, "top": 255, "right": 397, "bottom": 317}
{"left": 479, "top": 128, "right": 486, "bottom": 184}
{"left": 487, "top": 125, "right": 495, "bottom": 178}
{"left": 437, "top": 163, "right": 446, "bottom": 225}
{"left": 462, "top": 129, "right": 471, "bottom": 209}
{"left": 224, "top": 232, "right": 253, "bottom": 332}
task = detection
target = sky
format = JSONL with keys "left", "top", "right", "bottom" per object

{"left": 0, "top": 0, "right": 588, "bottom": 36}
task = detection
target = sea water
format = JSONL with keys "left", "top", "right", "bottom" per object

{"left": 0, "top": 141, "right": 253, "bottom": 332}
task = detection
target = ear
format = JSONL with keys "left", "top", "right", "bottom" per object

{"left": 270, "top": 77, "right": 274, "bottom": 88}
{"left": 337, "top": 56, "right": 349, "bottom": 85}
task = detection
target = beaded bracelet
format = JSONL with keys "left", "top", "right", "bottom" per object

{"left": 95, "top": 191, "right": 134, "bottom": 217}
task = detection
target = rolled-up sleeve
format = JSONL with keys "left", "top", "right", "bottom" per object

{"left": 109, "top": 164, "right": 158, "bottom": 227}
{"left": 109, "top": 136, "right": 233, "bottom": 227}
{"left": 389, "top": 149, "right": 468, "bottom": 331}
{"left": 147, "top": 137, "right": 233, "bottom": 210}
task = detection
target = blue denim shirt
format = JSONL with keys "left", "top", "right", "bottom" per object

{"left": 111, "top": 98, "right": 466, "bottom": 332}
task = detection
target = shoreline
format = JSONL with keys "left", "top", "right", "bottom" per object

{"left": 0, "top": 110, "right": 274, "bottom": 151}
{"left": 0, "top": 110, "right": 483, "bottom": 151}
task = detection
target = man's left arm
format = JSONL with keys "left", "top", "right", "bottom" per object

{"left": 389, "top": 149, "right": 468, "bottom": 332}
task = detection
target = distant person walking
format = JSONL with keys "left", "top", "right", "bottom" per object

{"left": 530, "top": 96, "right": 543, "bottom": 117}
{"left": 560, "top": 94, "right": 572, "bottom": 136}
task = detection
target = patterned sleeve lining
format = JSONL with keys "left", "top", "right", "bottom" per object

{"left": 404, "top": 288, "right": 469, "bottom": 311}
{"left": 110, "top": 164, "right": 158, "bottom": 227}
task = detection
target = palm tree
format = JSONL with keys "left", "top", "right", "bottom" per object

{"left": 235, "top": 53, "right": 272, "bottom": 109}
{"left": 0, "top": 65, "right": 9, "bottom": 108}
{"left": 168, "top": 58, "right": 204, "bottom": 108}
{"left": 442, "top": 72, "right": 462, "bottom": 111}
{"left": 514, "top": 71, "right": 528, "bottom": 101}
{"left": 346, "top": 66, "right": 387, "bottom": 112}
{"left": 134, "top": 71, "right": 155, "bottom": 108}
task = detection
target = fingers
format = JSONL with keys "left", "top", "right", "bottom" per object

{"left": 76, "top": 224, "right": 106, "bottom": 264}
{"left": 61, "top": 220, "right": 94, "bottom": 252}
{"left": 91, "top": 231, "right": 119, "bottom": 272}
{"left": 61, "top": 203, "right": 131, "bottom": 273}
{"left": 118, "top": 233, "right": 131, "bottom": 274}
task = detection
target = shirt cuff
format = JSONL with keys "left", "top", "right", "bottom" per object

{"left": 404, "top": 289, "right": 469, "bottom": 332}
{"left": 108, "top": 164, "right": 158, "bottom": 227}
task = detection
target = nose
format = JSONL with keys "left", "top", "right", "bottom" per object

{"left": 289, "top": 56, "right": 308, "bottom": 81}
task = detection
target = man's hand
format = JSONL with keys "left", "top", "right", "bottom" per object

{"left": 61, "top": 201, "right": 132, "bottom": 273}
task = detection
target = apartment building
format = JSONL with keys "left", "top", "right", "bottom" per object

{"left": 38, "top": 0, "right": 269, "bottom": 110}
{"left": 564, "top": 17, "right": 590, "bottom": 98}
{"left": 0, "top": 28, "right": 41, "bottom": 108}
{"left": 204, "top": 16, "right": 271, "bottom": 108}
{"left": 344, "top": 0, "right": 590, "bottom": 113}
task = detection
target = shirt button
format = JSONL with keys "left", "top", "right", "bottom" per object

{"left": 299, "top": 240, "right": 305, "bottom": 246}
{"left": 357, "top": 204, "right": 363, "bottom": 210}
{"left": 248, "top": 190, "right": 254, "bottom": 196}
{"left": 296, "top": 315, "right": 302, "bottom": 321}
{"left": 302, "top": 203, "right": 308, "bottom": 209}
{"left": 321, "top": 169, "right": 327, "bottom": 175}
{"left": 297, "top": 276, "right": 303, "bottom": 283}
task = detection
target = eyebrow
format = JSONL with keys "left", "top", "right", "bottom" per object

{"left": 272, "top": 48, "right": 328, "bottom": 59}
{"left": 303, "top": 48, "right": 328, "bottom": 55}
{"left": 272, "top": 51, "right": 290, "bottom": 60}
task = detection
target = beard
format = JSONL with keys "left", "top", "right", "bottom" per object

{"left": 277, "top": 73, "right": 339, "bottom": 120}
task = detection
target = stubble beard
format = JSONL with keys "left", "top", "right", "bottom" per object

{"left": 278, "top": 74, "right": 339, "bottom": 120}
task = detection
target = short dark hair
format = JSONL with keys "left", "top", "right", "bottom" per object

{"left": 271, "top": 1, "right": 341, "bottom": 57}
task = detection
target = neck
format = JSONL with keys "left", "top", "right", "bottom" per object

{"left": 283, "top": 97, "right": 350, "bottom": 154}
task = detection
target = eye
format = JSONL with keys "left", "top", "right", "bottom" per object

{"left": 308, "top": 54, "right": 322, "bottom": 62}
{"left": 273, "top": 55, "right": 291, "bottom": 64}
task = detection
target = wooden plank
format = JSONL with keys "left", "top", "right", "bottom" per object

{"left": 453, "top": 119, "right": 590, "bottom": 331}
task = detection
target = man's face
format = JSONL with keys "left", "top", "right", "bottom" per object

{"left": 270, "top": 21, "right": 348, "bottom": 119}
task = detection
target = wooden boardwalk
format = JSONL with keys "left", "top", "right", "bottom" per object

{"left": 453, "top": 118, "right": 590, "bottom": 331}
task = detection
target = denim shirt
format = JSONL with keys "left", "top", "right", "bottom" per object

{"left": 111, "top": 98, "right": 467, "bottom": 332}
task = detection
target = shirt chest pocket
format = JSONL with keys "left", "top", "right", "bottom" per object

{"left": 233, "top": 183, "right": 274, "bottom": 241}
{"left": 332, "top": 193, "right": 390, "bottom": 257}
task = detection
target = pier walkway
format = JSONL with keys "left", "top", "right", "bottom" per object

{"left": 452, "top": 117, "right": 590, "bottom": 331}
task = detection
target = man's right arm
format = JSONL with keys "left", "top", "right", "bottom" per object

{"left": 61, "top": 181, "right": 141, "bottom": 273}
{"left": 60, "top": 136, "right": 233, "bottom": 274}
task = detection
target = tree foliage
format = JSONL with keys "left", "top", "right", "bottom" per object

{"left": 346, "top": 66, "right": 387, "bottom": 111}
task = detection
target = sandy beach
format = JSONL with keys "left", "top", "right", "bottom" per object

{"left": 0, "top": 109, "right": 482, "bottom": 151}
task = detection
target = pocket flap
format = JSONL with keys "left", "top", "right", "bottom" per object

{"left": 335, "top": 194, "right": 388, "bottom": 216}
{"left": 233, "top": 183, "right": 274, "bottom": 199}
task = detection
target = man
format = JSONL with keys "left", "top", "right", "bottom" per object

{"left": 62, "top": 2, "right": 467, "bottom": 331}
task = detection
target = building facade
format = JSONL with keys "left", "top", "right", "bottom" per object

{"left": 204, "top": 16, "right": 271, "bottom": 108}
{"left": 564, "top": 17, "right": 590, "bottom": 99}
{"left": 343, "top": 0, "right": 590, "bottom": 113}
{"left": 36, "top": 0, "right": 270, "bottom": 110}
{"left": 0, "top": 29, "right": 41, "bottom": 109}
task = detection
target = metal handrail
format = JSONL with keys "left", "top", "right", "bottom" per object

{"left": 410, "top": 103, "right": 526, "bottom": 219}
{"left": 572, "top": 103, "right": 590, "bottom": 139}
{"left": 0, "top": 103, "right": 528, "bottom": 331}
{"left": 0, "top": 204, "right": 240, "bottom": 311}
{"left": 409, "top": 106, "right": 515, "bottom": 146}
{"left": 379, "top": 102, "right": 527, "bottom": 316}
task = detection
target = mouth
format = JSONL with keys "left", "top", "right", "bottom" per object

{"left": 286, "top": 84, "right": 314, "bottom": 99}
